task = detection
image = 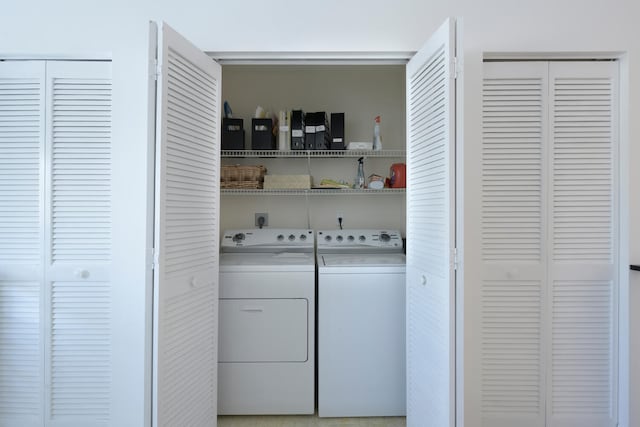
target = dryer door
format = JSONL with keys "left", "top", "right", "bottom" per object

{"left": 219, "top": 298, "right": 308, "bottom": 362}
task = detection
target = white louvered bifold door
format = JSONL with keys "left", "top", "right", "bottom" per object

{"left": 153, "top": 23, "right": 221, "bottom": 427}
{"left": 405, "top": 18, "right": 456, "bottom": 427}
{"left": 547, "top": 61, "right": 618, "bottom": 427}
{"left": 43, "top": 61, "right": 113, "bottom": 427}
{"left": 478, "top": 61, "right": 618, "bottom": 427}
{"left": 0, "top": 61, "right": 46, "bottom": 427}
{"left": 479, "top": 61, "right": 548, "bottom": 427}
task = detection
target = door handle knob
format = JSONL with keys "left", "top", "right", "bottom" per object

{"left": 74, "top": 269, "right": 90, "bottom": 279}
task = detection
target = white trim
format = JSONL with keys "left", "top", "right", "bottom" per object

{"left": 145, "top": 21, "right": 158, "bottom": 427}
{"left": 207, "top": 51, "right": 414, "bottom": 65}
{"left": 483, "top": 51, "right": 625, "bottom": 61}
{"left": 455, "top": 17, "right": 465, "bottom": 427}
{"left": 0, "top": 53, "right": 112, "bottom": 61}
{"left": 617, "top": 52, "right": 630, "bottom": 427}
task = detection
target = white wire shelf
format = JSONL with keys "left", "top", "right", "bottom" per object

{"left": 221, "top": 149, "right": 405, "bottom": 158}
{"left": 221, "top": 188, "right": 406, "bottom": 196}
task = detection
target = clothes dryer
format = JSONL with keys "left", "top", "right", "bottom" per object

{"left": 218, "top": 229, "right": 315, "bottom": 415}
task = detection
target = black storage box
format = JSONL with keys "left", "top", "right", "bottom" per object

{"left": 330, "top": 113, "right": 345, "bottom": 150}
{"left": 314, "top": 112, "right": 330, "bottom": 150}
{"left": 290, "top": 110, "right": 305, "bottom": 150}
{"left": 304, "top": 112, "right": 316, "bottom": 150}
{"left": 222, "top": 118, "right": 245, "bottom": 150}
{"left": 251, "top": 118, "right": 276, "bottom": 150}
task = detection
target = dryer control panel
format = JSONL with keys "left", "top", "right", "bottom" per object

{"left": 316, "top": 229, "right": 403, "bottom": 252}
{"left": 221, "top": 228, "right": 315, "bottom": 252}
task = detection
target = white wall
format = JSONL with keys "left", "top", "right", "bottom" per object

{"left": 0, "top": 3, "right": 156, "bottom": 426}
{"left": 2, "top": 0, "right": 638, "bottom": 425}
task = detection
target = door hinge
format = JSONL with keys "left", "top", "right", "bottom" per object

{"left": 453, "top": 247, "right": 459, "bottom": 271}
{"left": 151, "top": 58, "right": 161, "bottom": 80}
{"left": 151, "top": 247, "right": 159, "bottom": 271}
{"left": 451, "top": 57, "right": 461, "bottom": 80}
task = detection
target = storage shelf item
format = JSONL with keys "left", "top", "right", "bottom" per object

{"left": 263, "top": 175, "right": 312, "bottom": 189}
{"left": 221, "top": 188, "right": 405, "bottom": 196}
{"left": 221, "top": 149, "right": 405, "bottom": 158}
{"left": 221, "top": 164, "right": 267, "bottom": 189}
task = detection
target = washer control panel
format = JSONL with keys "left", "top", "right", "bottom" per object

{"left": 316, "top": 229, "right": 403, "bottom": 251}
{"left": 222, "top": 229, "right": 314, "bottom": 251}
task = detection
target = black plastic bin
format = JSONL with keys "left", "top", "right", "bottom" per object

{"left": 251, "top": 118, "right": 276, "bottom": 150}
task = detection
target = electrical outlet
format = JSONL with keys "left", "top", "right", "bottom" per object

{"left": 255, "top": 213, "right": 268, "bottom": 227}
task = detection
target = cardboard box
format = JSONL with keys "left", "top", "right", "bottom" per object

{"left": 263, "top": 175, "right": 312, "bottom": 189}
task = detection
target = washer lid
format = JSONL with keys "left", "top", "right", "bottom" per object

{"left": 220, "top": 252, "right": 315, "bottom": 271}
{"left": 321, "top": 253, "right": 406, "bottom": 267}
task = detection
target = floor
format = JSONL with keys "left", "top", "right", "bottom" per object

{"left": 218, "top": 415, "right": 406, "bottom": 427}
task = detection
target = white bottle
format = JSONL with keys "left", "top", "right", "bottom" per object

{"left": 278, "top": 110, "right": 290, "bottom": 150}
{"left": 373, "top": 115, "right": 382, "bottom": 151}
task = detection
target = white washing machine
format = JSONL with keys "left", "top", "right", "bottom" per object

{"left": 317, "top": 229, "right": 406, "bottom": 418}
{"left": 218, "top": 228, "right": 315, "bottom": 415}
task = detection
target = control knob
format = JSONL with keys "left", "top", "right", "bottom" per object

{"left": 232, "top": 233, "right": 245, "bottom": 243}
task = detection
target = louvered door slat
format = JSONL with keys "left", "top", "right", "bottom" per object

{"left": 482, "top": 71, "right": 545, "bottom": 263}
{"left": 154, "top": 23, "right": 221, "bottom": 427}
{"left": 50, "top": 75, "right": 112, "bottom": 263}
{"left": 479, "top": 61, "right": 547, "bottom": 427}
{"left": 548, "top": 62, "right": 618, "bottom": 427}
{"left": 44, "top": 61, "right": 113, "bottom": 427}
{"left": 164, "top": 49, "right": 218, "bottom": 276}
{"left": 160, "top": 286, "right": 216, "bottom": 427}
{"left": 0, "top": 281, "right": 41, "bottom": 425}
{"left": 50, "top": 281, "right": 111, "bottom": 418}
{"left": 0, "top": 67, "right": 44, "bottom": 266}
{"left": 551, "top": 71, "right": 614, "bottom": 263}
{"left": 405, "top": 18, "right": 455, "bottom": 427}
{"left": 481, "top": 280, "right": 543, "bottom": 416}
{"left": 0, "top": 61, "right": 45, "bottom": 427}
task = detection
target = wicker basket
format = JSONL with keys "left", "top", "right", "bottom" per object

{"left": 221, "top": 165, "right": 266, "bottom": 189}
{"left": 221, "top": 180, "right": 263, "bottom": 189}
